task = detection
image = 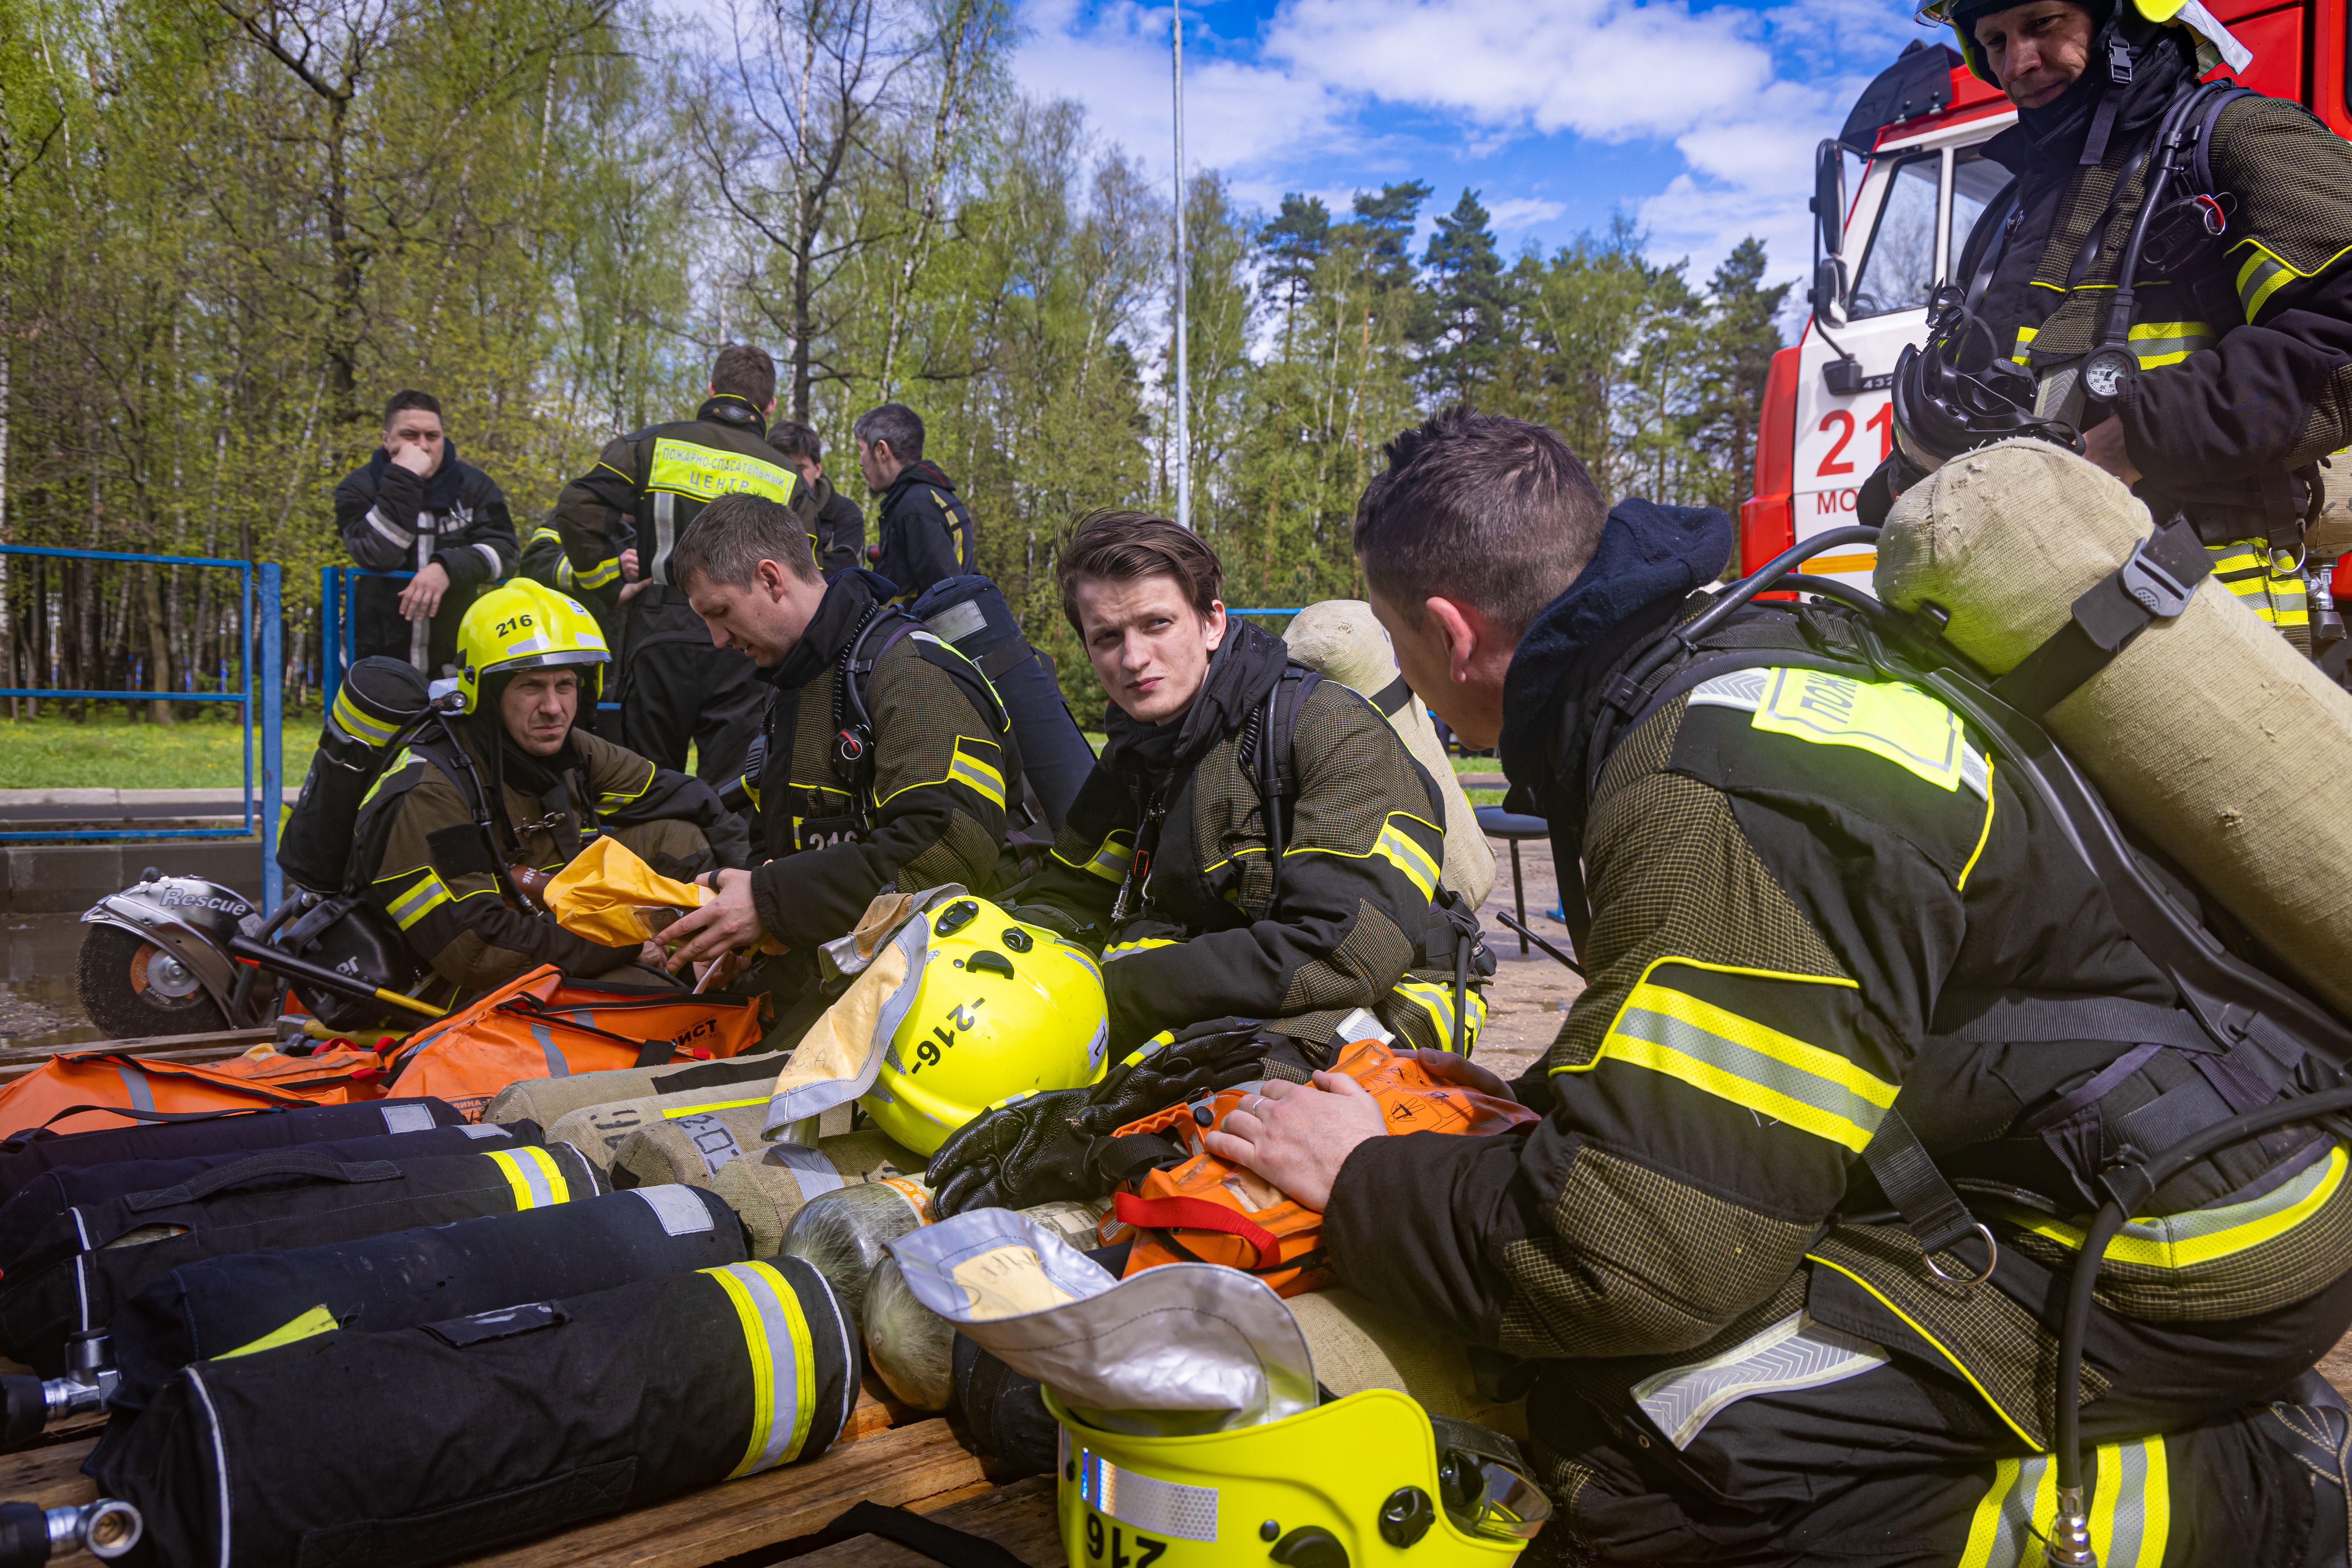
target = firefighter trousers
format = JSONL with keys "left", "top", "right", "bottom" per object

{"left": 619, "top": 639, "right": 762, "bottom": 786}
{"left": 1535, "top": 1336, "right": 2352, "bottom": 1566}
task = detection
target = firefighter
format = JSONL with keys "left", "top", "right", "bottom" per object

{"left": 768, "top": 419, "right": 867, "bottom": 576}
{"left": 333, "top": 390, "right": 519, "bottom": 674}
{"left": 853, "top": 402, "right": 973, "bottom": 599}
{"left": 1892, "top": 0, "right": 2352, "bottom": 652}
{"left": 653, "top": 493, "right": 1014, "bottom": 1014}
{"left": 516, "top": 519, "right": 622, "bottom": 735}
{"left": 361, "top": 581, "right": 750, "bottom": 996}
{"left": 548, "top": 345, "right": 818, "bottom": 786}
{"left": 925, "top": 512, "right": 1489, "bottom": 1216}
{"left": 1212, "top": 409, "right": 2352, "bottom": 1564}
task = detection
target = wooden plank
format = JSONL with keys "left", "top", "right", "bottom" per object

{"left": 792, "top": 1474, "right": 1066, "bottom": 1567}
{"left": 0, "top": 1434, "right": 99, "bottom": 1512}
{"left": 456, "top": 1418, "right": 985, "bottom": 1568}
{"left": 0, "top": 1025, "right": 274, "bottom": 1065}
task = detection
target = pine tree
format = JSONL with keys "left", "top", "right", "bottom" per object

{"left": 1340, "top": 181, "right": 1431, "bottom": 296}
{"left": 1259, "top": 194, "right": 1330, "bottom": 335}
{"left": 1693, "top": 237, "right": 1790, "bottom": 512}
{"left": 1419, "top": 188, "right": 1508, "bottom": 407}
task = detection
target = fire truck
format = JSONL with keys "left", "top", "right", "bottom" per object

{"left": 1741, "top": 0, "right": 2352, "bottom": 600}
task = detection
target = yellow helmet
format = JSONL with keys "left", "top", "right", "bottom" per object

{"left": 1050, "top": 1387, "right": 1548, "bottom": 1566}
{"left": 454, "top": 581, "right": 610, "bottom": 713}
{"left": 863, "top": 895, "right": 1108, "bottom": 1156}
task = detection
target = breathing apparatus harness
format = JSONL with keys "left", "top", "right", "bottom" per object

{"left": 1890, "top": 76, "right": 2248, "bottom": 472}
{"left": 1585, "top": 525, "right": 2352, "bottom": 1566}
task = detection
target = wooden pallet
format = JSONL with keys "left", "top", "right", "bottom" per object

{"left": 0, "top": 1026, "right": 275, "bottom": 1083}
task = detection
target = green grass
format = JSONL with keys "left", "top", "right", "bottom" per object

{"left": 0, "top": 713, "right": 316, "bottom": 790}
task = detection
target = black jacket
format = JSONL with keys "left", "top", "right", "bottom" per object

{"left": 333, "top": 446, "right": 517, "bottom": 673}
{"left": 1965, "top": 16, "right": 2352, "bottom": 562}
{"left": 548, "top": 397, "right": 818, "bottom": 656}
{"left": 808, "top": 477, "right": 866, "bottom": 577}
{"left": 1025, "top": 620, "right": 1475, "bottom": 1058}
{"left": 873, "top": 460, "right": 973, "bottom": 598}
{"left": 1324, "top": 497, "right": 2352, "bottom": 1465}
{"left": 741, "top": 571, "right": 1011, "bottom": 967}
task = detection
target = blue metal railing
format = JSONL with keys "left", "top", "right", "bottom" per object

{"left": 321, "top": 565, "right": 621, "bottom": 714}
{"left": 0, "top": 545, "right": 284, "bottom": 909}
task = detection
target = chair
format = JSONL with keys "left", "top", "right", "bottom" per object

{"left": 1473, "top": 804, "right": 1550, "bottom": 956}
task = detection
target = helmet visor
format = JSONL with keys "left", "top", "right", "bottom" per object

{"left": 1443, "top": 1456, "right": 1553, "bottom": 1542}
{"left": 484, "top": 648, "right": 608, "bottom": 677}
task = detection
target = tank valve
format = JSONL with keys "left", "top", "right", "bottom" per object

{"left": 0, "top": 1499, "right": 142, "bottom": 1565}
{"left": 0, "top": 1334, "right": 117, "bottom": 1454}
{"left": 2043, "top": 1486, "right": 2097, "bottom": 1566}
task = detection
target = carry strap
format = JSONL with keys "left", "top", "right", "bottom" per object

{"left": 1990, "top": 521, "right": 2211, "bottom": 717}
{"left": 34, "top": 1100, "right": 297, "bottom": 1130}
{"left": 125, "top": 1149, "right": 403, "bottom": 1212}
{"left": 1113, "top": 1190, "right": 1283, "bottom": 1270}
{"left": 1249, "top": 665, "right": 1321, "bottom": 912}
{"left": 2189, "top": 85, "right": 2253, "bottom": 201}
{"left": 809, "top": 1502, "right": 1026, "bottom": 1568}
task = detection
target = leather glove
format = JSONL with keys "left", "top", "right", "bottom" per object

{"left": 1072, "top": 1017, "right": 1274, "bottom": 1139}
{"left": 929, "top": 1087, "right": 1097, "bottom": 1217}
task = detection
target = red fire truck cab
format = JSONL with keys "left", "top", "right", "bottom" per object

{"left": 1742, "top": 0, "right": 2352, "bottom": 597}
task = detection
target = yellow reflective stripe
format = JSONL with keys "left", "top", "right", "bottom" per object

{"left": 740, "top": 774, "right": 762, "bottom": 812}
{"left": 360, "top": 749, "right": 431, "bottom": 809}
{"left": 648, "top": 438, "right": 795, "bottom": 504}
{"left": 1374, "top": 816, "right": 1440, "bottom": 898}
{"left": 555, "top": 557, "right": 575, "bottom": 589}
{"left": 599, "top": 760, "right": 656, "bottom": 809}
{"left": 1597, "top": 981, "right": 1895, "bottom": 1153}
{"left": 1958, "top": 1454, "right": 2042, "bottom": 1568}
{"left": 1807, "top": 1250, "right": 2044, "bottom": 1453}
{"left": 1747, "top": 668, "right": 1983, "bottom": 795}
{"left": 1391, "top": 978, "right": 1487, "bottom": 1051}
{"left": 2238, "top": 250, "right": 2295, "bottom": 321}
{"left": 575, "top": 556, "right": 621, "bottom": 590}
{"left": 877, "top": 737, "right": 1006, "bottom": 810}
{"left": 946, "top": 738, "right": 1006, "bottom": 810}
{"left": 330, "top": 686, "right": 399, "bottom": 747}
{"left": 2207, "top": 540, "right": 2310, "bottom": 627}
{"left": 1104, "top": 937, "right": 1181, "bottom": 961}
{"left": 384, "top": 867, "right": 454, "bottom": 930}
{"left": 529, "top": 525, "right": 561, "bottom": 545}
{"left": 486, "top": 1145, "right": 571, "bottom": 1210}
{"left": 2126, "top": 320, "right": 2213, "bottom": 369}
{"left": 594, "top": 460, "right": 633, "bottom": 483}
{"left": 1054, "top": 831, "right": 1136, "bottom": 884}
{"left": 2000, "top": 1143, "right": 2346, "bottom": 1270}
{"left": 1956, "top": 757, "right": 1996, "bottom": 893}
{"left": 2011, "top": 325, "right": 2038, "bottom": 365}
{"left": 704, "top": 1261, "right": 818, "bottom": 1477}
{"left": 1280, "top": 811, "right": 1446, "bottom": 898}
{"left": 215, "top": 1304, "right": 339, "bottom": 1361}
{"left": 2090, "top": 1436, "right": 2170, "bottom": 1568}
{"left": 662, "top": 1095, "right": 768, "bottom": 1118}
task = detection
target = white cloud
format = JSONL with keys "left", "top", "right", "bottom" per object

{"left": 1009, "top": 0, "right": 1926, "bottom": 279}
{"left": 1485, "top": 196, "right": 1565, "bottom": 231}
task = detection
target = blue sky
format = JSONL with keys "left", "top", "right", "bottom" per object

{"left": 1013, "top": 0, "right": 1950, "bottom": 293}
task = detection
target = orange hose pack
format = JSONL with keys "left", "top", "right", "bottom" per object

{"left": 1102, "top": 1038, "right": 1539, "bottom": 1296}
{"left": 0, "top": 1046, "right": 393, "bottom": 1139}
{"left": 386, "top": 966, "right": 771, "bottom": 1120}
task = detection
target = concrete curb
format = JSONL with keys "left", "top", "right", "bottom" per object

{"left": 4, "top": 840, "right": 264, "bottom": 913}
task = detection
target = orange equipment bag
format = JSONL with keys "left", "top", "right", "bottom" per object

{"left": 1103, "top": 1038, "right": 1540, "bottom": 1297}
{"left": 0, "top": 1045, "right": 393, "bottom": 1139}
{"left": 386, "top": 965, "right": 769, "bottom": 1120}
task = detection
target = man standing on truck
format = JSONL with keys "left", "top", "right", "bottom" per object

{"left": 548, "top": 345, "right": 819, "bottom": 786}
{"left": 1898, "top": 0, "right": 2352, "bottom": 651}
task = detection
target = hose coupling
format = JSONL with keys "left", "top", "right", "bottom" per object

{"left": 2043, "top": 1486, "right": 2097, "bottom": 1566}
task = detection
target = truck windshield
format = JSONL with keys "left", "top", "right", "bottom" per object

{"left": 1848, "top": 154, "right": 1940, "bottom": 319}
{"left": 1949, "top": 149, "right": 2009, "bottom": 279}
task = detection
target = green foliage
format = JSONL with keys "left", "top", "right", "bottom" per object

{"left": 0, "top": 0, "right": 1784, "bottom": 750}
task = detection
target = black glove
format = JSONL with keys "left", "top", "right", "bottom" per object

{"left": 1072, "top": 1017, "right": 1274, "bottom": 1139}
{"left": 929, "top": 1087, "right": 1097, "bottom": 1217}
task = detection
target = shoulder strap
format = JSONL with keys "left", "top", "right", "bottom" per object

{"left": 2189, "top": 83, "right": 2254, "bottom": 198}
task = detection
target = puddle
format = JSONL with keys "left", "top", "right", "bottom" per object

{"left": 2, "top": 915, "right": 104, "bottom": 1049}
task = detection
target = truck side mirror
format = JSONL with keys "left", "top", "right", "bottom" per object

{"left": 1811, "top": 140, "right": 1847, "bottom": 259}
{"left": 1811, "top": 256, "right": 1847, "bottom": 318}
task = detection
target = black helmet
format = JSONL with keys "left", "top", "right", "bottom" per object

{"left": 1889, "top": 287, "right": 2085, "bottom": 467}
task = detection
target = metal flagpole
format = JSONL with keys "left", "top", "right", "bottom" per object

{"left": 1172, "top": 0, "right": 1191, "bottom": 530}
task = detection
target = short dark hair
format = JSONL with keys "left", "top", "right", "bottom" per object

{"left": 1352, "top": 408, "right": 1606, "bottom": 639}
{"left": 853, "top": 403, "right": 924, "bottom": 463}
{"left": 1058, "top": 510, "right": 1223, "bottom": 634}
{"left": 382, "top": 389, "right": 441, "bottom": 428}
{"left": 670, "top": 492, "right": 820, "bottom": 591}
{"left": 769, "top": 420, "right": 822, "bottom": 464}
{"left": 709, "top": 345, "right": 777, "bottom": 410}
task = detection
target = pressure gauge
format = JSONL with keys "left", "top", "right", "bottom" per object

{"left": 2082, "top": 348, "right": 2136, "bottom": 402}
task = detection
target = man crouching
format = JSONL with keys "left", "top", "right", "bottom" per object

{"left": 361, "top": 581, "right": 749, "bottom": 996}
